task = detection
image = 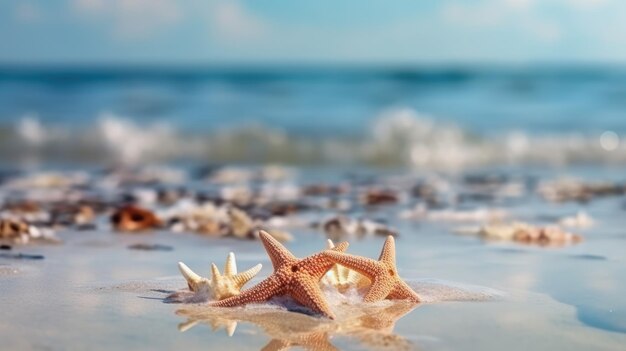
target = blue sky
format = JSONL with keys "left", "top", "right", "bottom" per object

{"left": 0, "top": 0, "right": 625, "bottom": 65}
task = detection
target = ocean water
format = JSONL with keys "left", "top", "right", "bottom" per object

{"left": 1, "top": 66, "right": 625, "bottom": 167}
{"left": 1, "top": 67, "right": 626, "bottom": 350}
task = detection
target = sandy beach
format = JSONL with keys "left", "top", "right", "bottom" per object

{"left": 1, "top": 165, "right": 625, "bottom": 350}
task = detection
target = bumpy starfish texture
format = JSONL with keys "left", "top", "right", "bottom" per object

{"left": 178, "top": 252, "right": 262, "bottom": 300}
{"left": 321, "top": 239, "right": 370, "bottom": 291}
{"left": 209, "top": 230, "right": 348, "bottom": 319}
{"left": 322, "top": 236, "right": 420, "bottom": 303}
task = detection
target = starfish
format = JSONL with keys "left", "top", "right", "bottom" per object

{"left": 321, "top": 239, "right": 370, "bottom": 292}
{"left": 322, "top": 236, "right": 420, "bottom": 303}
{"left": 178, "top": 252, "right": 262, "bottom": 300}
{"left": 209, "top": 230, "right": 349, "bottom": 319}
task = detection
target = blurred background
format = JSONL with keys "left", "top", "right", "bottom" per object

{"left": 1, "top": 0, "right": 625, "bottom": 169}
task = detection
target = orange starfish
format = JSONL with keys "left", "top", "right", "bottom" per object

{"left": 322, "top": 236, "right": 420, "bottom": 303}
{"left": 209, "top": 230, "right": 348, "bottom": 319}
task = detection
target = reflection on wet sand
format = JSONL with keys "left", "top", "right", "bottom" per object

{"left": 336, "top": 301, "right": 417, "bottom": 351}
{"left": 176, "top": 300, "right": 417, "bottom": 351}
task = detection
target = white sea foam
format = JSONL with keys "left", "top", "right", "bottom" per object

{"left": 97, "top": 113, "right": 181, "bottom": 164}
{"left": 6, "top": 110, "right": 626, "bottom": 168}
{"left": 159, "top": 278, "right": 501, "bottom": 310}
{"left": 16, "top": 115, "right": 46, "bottom": 146}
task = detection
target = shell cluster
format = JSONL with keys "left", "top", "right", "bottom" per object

{"left": 477, "top": 222, "right": 582, "bottom": 246}
{"left": 0, "top": 165, "right": 608, "bottom": 248}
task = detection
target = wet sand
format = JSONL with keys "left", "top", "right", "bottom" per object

{"left": 1, "top": 167, "right": 626, "bottom": 350}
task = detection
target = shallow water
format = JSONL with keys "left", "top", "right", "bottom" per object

{"left": 1, "top": 166, "right": 626, "bottom": 351}
{"left": 2, "top": 68, "right": 626, "bottom": 167}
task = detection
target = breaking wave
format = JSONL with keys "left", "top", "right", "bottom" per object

{"left": 1, "top": 108, "right": 624, "bottom": 169}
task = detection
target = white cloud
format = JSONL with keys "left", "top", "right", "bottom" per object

{"left": 49, "top": 0, "right": 626, "bottom": 64}
{"left": 69, "top": 0, "right": 268, "bottom": 41}
{"left": 207, "top": 0, "right": 268, "bottom": 40}
{"left": 71, "top": 0, "right": 182, "bottom": 38}
{"left": 441, "top": 0, "right": 561, "bottom": 43}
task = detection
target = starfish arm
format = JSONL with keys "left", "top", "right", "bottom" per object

{"left": 363, "top": 277, "right": 395, "bottom": 303}
{"left": 210, "top": 263, "right": 221, "bottom": 280}
{"left": 233, "top": 263, "right": 263, "bottom": 288}
{"left": 321, "top": 250, "right": 382, "bottom": 279}
{"left": 326, "top": 239, "right": 350, "bottom": 253}
{"left": 378, "top": 236, "right": 396, "bottom": 265}
{"left": 210, "top": 275, "right": 282, "bottom": 307}
{"left": 332, "top": 241, "right": 349, "bottom": 252}
{"left": 178, "top": 262, "right": 205, "bottom": 292}
{"left": 291, "top": 276, "right": 336, "bottom": 319}
{"left": 387, "top": 280, "right": 420, "bottom": 302}
{"left": 259, "top": 230, "right": 296, "bottom": 269}
{"left": 224, "top": 252, "right": 237, "bottom": 275}
{"left": 302, "top": 241, "right": 350, "bottom": 279}
{"left": 209, "top": 263, "right": 224, "bottom": 293}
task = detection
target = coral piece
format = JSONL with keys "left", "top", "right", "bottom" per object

{"left": 0, "top": 219, "right": 59, "bottom": 245}
{"left": 362, "top": 189, "right": 399, "bottom": 206}
{"left": 558, "top": 211, "right": 594, "bottom": 228}
{"left": 111, "top": 205, "right": 162, "bottom": 232}
{"left": 538, "top": 179, "right": 625, "bottom": 203}
{"left": 322, "top": 216, "right": 397, "bottom": 240}
{"left": 228, "top": 207, "right": 254, "bottom": 238}
{"left": 0, "top": 219, "right": 30, "bottom": 243}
